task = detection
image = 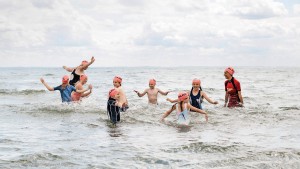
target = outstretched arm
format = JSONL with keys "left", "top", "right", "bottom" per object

{"left": 40, "top": 78, "right": 54, "bottom": 91}
{"left": 81, "top": 56, "right": 95, "bottom": 70}
{"left": 63, "top": 66, "right": 76, "bottom": 72}
{"left": 76, "top": 84, "right": 92, "bottom": 94}
{"left": 166, "top": 98, "right": 178, "bottom": 103}
{"left": 134, "top": 89, "right": 147, "bottom": 97}
{"left": 202, "top": 92, "right": 218, "bottom": 104}
{"left": 158, "top": 89, "right": 169, "bottom": 96}
{"left": 160, "top": 104, "right": 176, "bottom": 121}
{"left": 188, "top": 104, "right": 208, "bottom": 122}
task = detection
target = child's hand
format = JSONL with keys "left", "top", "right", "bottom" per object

{"left": 134, "top": 90, "right": 139, "bottom": 94}
{"left": 213, "top": 101, "right": 218, "bottom": 104}
{"left": 63, "top": 66, "right": 67, "bottom": 69}
{"left": 166, "top": 98, "right": 171, "bottom": 102}
{"left": 40, "top": 78, "right": 45, "bottom": 83}
{"left": 204, "top": 114, "right": 208, "bottom": 122}
{"left": 88, "top": 84, "right": 93, "bottom": 89}
{"left": 90, "top": 56, "right": 95, "bottom": 63}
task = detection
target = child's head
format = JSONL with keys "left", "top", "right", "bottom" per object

{"left": 81, "top": 60, "right": 89, "bottom": 70}
{"left": 178, "top": 92, "right": 189, "bottom": 103}
{"left": 109, "top": 88, "right": 120, "bottom": 99}
{"left": 224, "top": 67, "right": 234, "bottom": 79}
{"left": 149, "top": 79, "right": 156, "bottom": 89}
{"left": 80, "top": 74, "right": 88, "bottom": 84}
{"left": 62, "top": 75, "right": 69, "bottom": 85}
{"left": 192, "top": 78, "right": 201, "bottom": 88}
{"left": 113, "top": 76, "right": 122, "bottom": 87}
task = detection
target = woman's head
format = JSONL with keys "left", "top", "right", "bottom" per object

{"left": 224, "top": 67, "right": 234, "bottom": 79}
{"left": 113, "top": 76, "right": 122, "bottom": 87}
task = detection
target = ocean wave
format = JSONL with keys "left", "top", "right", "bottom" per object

{"left": 165, "top": 142, "right": 239, "bottom": 153}
{"left": 0, "top": 89, "right": 46, "bottom": 96}
{"left": 6, "top": 152, "right": 66, "bottom": 168}
{"left": 279, "top": 107, "right": 300, "bottom": 111}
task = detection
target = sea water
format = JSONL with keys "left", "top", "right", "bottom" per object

{"left": 0, "top": 67, "right": 299, "bottom": 168}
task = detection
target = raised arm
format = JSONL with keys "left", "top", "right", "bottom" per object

{"left": 188, "top": 104, "right": 208, "bottom": 122}
{"left": 158, "top": 89, "right": 169, "bottom": 96}
{"left": 81, "top": 56, "right": 95, "bottom": 70}
{"left": 63, "top": 66, "right": 76, "bottom": 72}
{"left": 40, "top": 78, "right": 54, "bottom": 91}
{"left": 160, "top": 104, "right": 176, "bottom": 121}
{"left": 202, "top": 92, "right": 218, "bottom": 104}
{"left": 134, "top": 89, "right": 147, "bottom": 97}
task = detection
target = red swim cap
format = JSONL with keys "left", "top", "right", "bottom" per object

{"left": 113, "top": 76, "right": 122, "bottom": 83}
{"left": 80, "top": 74, "right": 88, "bottom": 81}
{"left": 62, "top": 75, "right": 69, "bottom": 84}
{"left": 149, "top": 79, "right": 156, "bottom": 85}
{"left": 178, "top": 92, "right": 188, "bottom": 101}
{"left": 224, "top": 67, "right": 235, "bottom": 75}
{"left": 109, "top": 88, "right": 119, "bottom": 98}
{"left": 192, "top": 78, "right": 201, "bottom": 85}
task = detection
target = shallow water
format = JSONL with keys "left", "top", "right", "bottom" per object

{"left": 0, "top": 67, "right": 300, "bottom": 168}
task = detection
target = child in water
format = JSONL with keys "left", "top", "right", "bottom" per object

{"left": 161, "top": 92, "right": 208, "bottom": 123}
{"left": 40, "top": 75, "right": 77, "bottom": 103}
{"left": 107, "top": 88, "right": 124, "bottom": 124}
{"left": 134, "top": 79, "right": 169, "bottom": 104}
{"left": 167, "top": 78, "right": 218, "bottom": 110}
{"left": 63, "top": 56, "right": 95, "bottom": 86}
{"left": 71, "top": 74, "right": 93, "bottom": 102}
{"left": 224, "top": 67, "right": 244, "bottom": 107}
{"left": 113, "top": 76, "right": 128, "bottom": 111}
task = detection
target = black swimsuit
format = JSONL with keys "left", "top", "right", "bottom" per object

{"left": 107, "top": 98, "right": 120, "bottom": 124}
{"left": 69, "top": 69, "right": 80, "bottom": 86}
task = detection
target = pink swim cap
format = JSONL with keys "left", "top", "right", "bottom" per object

{"left": 192, "top": 78, "right": 201, "bottom": 85}
{"left": 81, "top": 60, "right": 88, "bottom": 65}
{"left": 80, "top": 74, "right": 88, "bottom": 81}
{"left": 62, "top": 75, "right": 69, "bottom": 84}
{"left": 224, "top": 67, "right": 235, "bottom": 75}
{"left": 178, "top": 92, "right": 188, "bottom": 101}
{"left": 109, "top": 88, "right": 119, "bottom": 98}
{"left": 113, "top": 76, "right": 122, "bottom": 83}
{"left": 149, "top": 79, "right": 156, "bottom": 85}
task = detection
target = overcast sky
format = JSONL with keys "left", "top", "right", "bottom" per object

{"left": 0, "top": 0, "right": 299, "bottom": 67}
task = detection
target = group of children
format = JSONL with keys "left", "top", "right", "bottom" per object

{"left": 40, "top": 57, "right": 244, "bottom": 125}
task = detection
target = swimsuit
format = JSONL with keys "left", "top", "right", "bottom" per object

{"left": 69, "top": 69, "right": 80, "bottom": 86}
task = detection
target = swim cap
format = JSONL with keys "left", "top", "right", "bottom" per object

{"left": 81, "top": 60, "right": 88, "bottom": 65}
{"left": 178, "top": 92, "right": 188, "bottom": 101}
{"left": 109, "top": 88, "right": 119, "bottom": 98}
{"left": 224, "top": 67, "right": 235, "bottom": 75}
{"left": 80, "top": 74, "right": 88, "bottom": 81}
{"left": 192, "top": 78, "right": 201, "bottom": 85}
{"left": 113, "top": 76, "right": 122, "bottom": 83}
{"left": 62, "top": 75, "right": 69, "bottom": 84}
{"left": 149, "top": 79, "right": 156, "bottom": 85}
